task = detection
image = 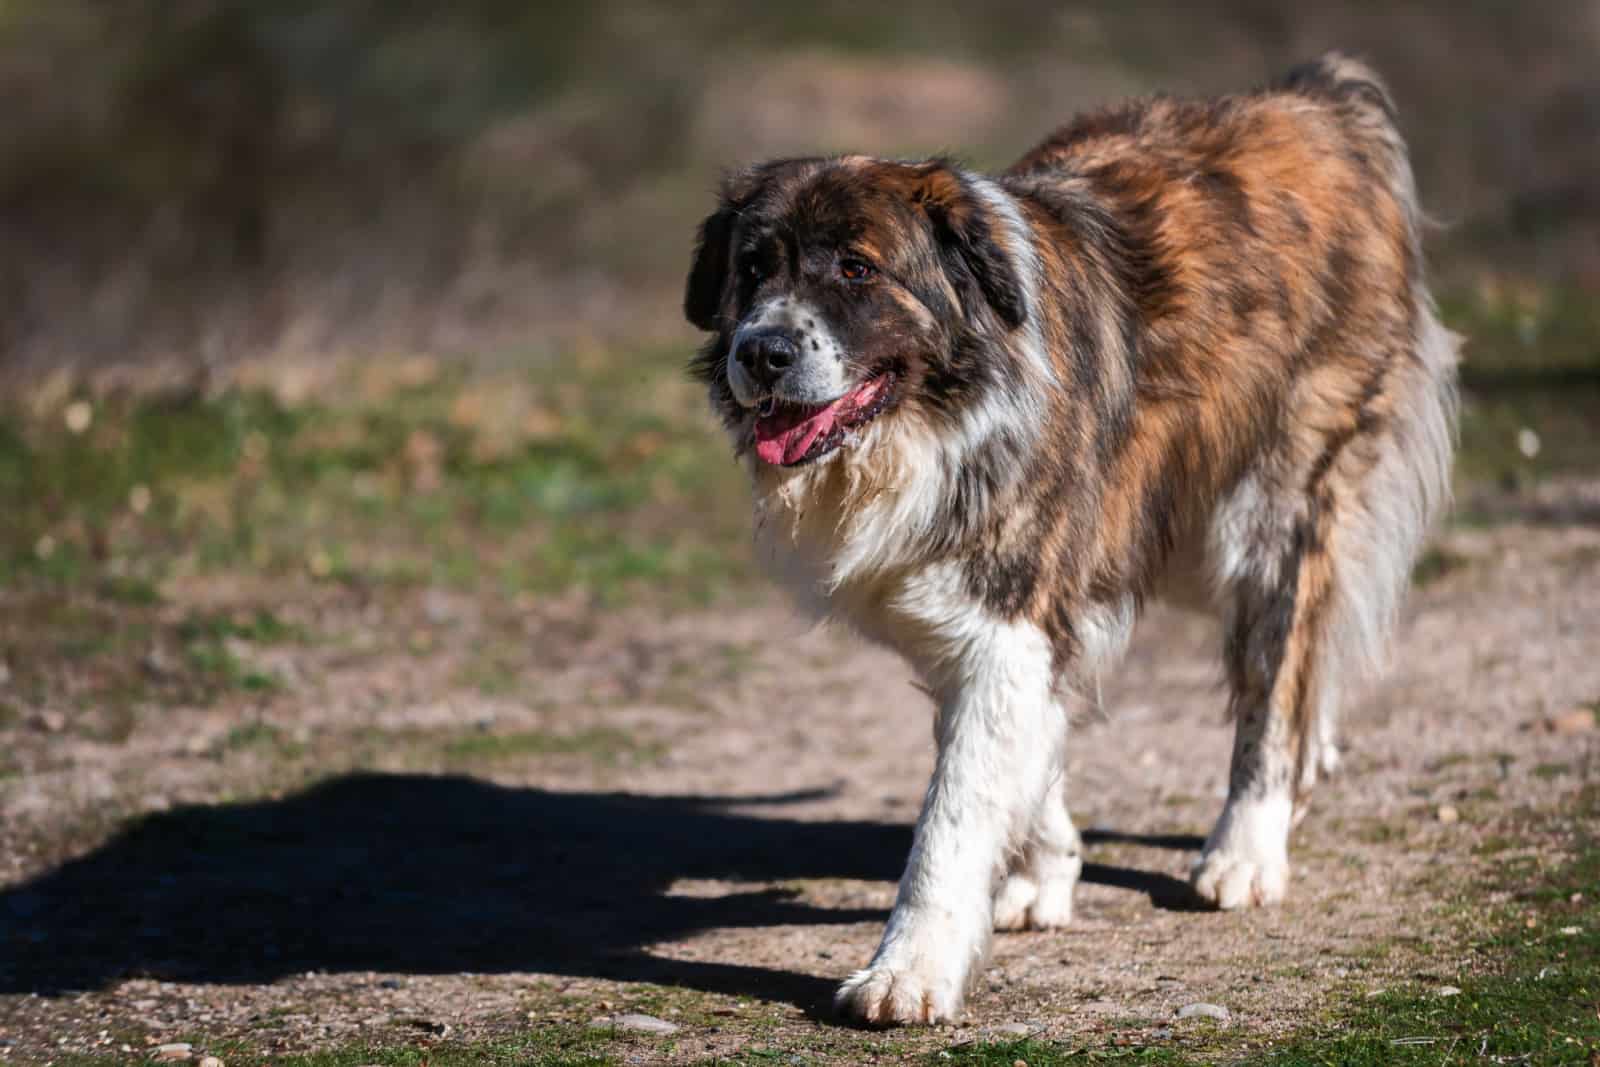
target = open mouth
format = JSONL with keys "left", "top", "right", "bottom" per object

{"left": 752, "top": 372, "right": 895, "bottom": 467}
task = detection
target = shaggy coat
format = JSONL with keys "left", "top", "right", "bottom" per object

{"left": 685, "top": 53, "right": 1458, "bottom": 1024}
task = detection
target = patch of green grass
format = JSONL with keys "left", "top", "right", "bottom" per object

{"left": 177, "top": 607, "right": 298, "bottom": 695}
{"left": 0, "top": 353, "right": 751, "bottom": 606}
{"left": 178, "top": 613, "right": 287, "bottom": 699}
{"left": 1441, "top": 286, "right": 1600, "bottom": 380}
{"left": 442, "top": 726, "right": 663, "bottom": 766}
{"left": 930, "top": 788, "right": 1600, "bottom": 1067}
{"left": 177, "top": 607, "right": 301, "bottom": 645}
{"left": 95, "top": 573, "right": 164, "bottom": 605}
{"left": 1434, "top": 287, "right": 1600, "bottom": 493}
{"left": 929, "top": 1038, "right": 1188, "bottom": 1064}
{"left": 1239, "top": 788, "right": 1600, "bottom": 1066}
{"left": 1350, "top": 817, "right": 1410, "bottom": 846}
{"left": 0, "top": 591, "right": 310, "bottom": 726}
{"left": 219, "top": 720, "right": 305, "bottom": 759}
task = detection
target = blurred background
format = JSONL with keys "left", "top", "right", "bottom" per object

{"left": 1, "top": 1, "right": 1598, "bottom": 736}
{"left": 2, "top": 0, "right": 1598, "bottom": 376}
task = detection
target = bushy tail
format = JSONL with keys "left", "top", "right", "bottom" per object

{"left": 1278, "top": 55, "right": 1461, "bottom": 798}
{"left": 1277, "top": 51, "right": 1399, "bottom": 125}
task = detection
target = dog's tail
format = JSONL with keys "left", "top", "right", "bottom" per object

{"left": 1277, "top": 54, "right": 1460, "bottom": 802}
{"left": 1277, "top": 52, "right": 1399, "bottom": 125}
{"left": 1278, "top": 52, "right": 1431, "bottom": 267}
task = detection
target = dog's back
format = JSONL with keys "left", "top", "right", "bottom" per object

{"left": 989, "top": 56, "right": 1458, "bottom": 793}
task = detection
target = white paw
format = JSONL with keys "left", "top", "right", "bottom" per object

{"left": 1191, "top": 794, "right": 1292, "bottom": 910}
{"left": 992, "top": 856, "right": 1081, "bottom": 931}
{"left": 1191, "top": 845, "right": 1288, "bottom": 909}
{"left": 835, "top": 961, "right": 965, "bottom": 1025}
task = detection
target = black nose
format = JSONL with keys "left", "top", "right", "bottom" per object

{"left": 736, "top": 330, "right": 799, "bottom": 385}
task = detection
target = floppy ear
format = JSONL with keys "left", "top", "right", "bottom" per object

{"left": 684, "top": 205, "right": 737, "bottom": 332}
{"left": 914, "top": 166, "right": 1028, "bottom": 331}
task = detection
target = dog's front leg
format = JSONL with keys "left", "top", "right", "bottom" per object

{"left": 836, "top": 623, "right": 1061, "bottom": 1025}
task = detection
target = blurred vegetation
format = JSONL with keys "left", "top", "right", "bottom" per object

{"left": 0, "top": 0, "right": 1596, "bottom": 629}
{"left": 1, "top": 1, "right": 1597, "bottom": 372}
{"left": 0, "top": 350, "right": 750, "bottom": 599}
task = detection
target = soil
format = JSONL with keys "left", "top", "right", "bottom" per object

{"left": 1, "top": 493, "right": 1598, "bottom": 1063}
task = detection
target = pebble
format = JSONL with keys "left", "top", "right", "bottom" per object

{"left": 64, "top": 401, "right": 94, "bottom": 435}
{"left": 1436, "top": 986, "right": 1462, "bottom": 997}
{"left": 199, "top": 1057, "right": 225, "bottom": 1067}
{"left": 1436, "top": 804, "right": 1460, "bottom": 824}
{"left": 1176, "top": 1002, "right": 1230, "bottom": 1023}
{"left": 992, "top": 1022, "right": 1034, "bottom": 1036}
{"left": 28, "top": 710, "right": 66, "bottom": 733}
{"left": 154, "top": 1044, "right": 192, "bottom": 1062}
{"left": 1541, "top": 707, "right": 1597, "bottom": 735}
{"left": 590, "top": 1012, "right": 680, "bottom": 1035}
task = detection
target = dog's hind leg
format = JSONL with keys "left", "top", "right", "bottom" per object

{"left": 993, "top": 765, "right": 1082, "bottom": 930}
{"left": 1190, "top": 549, "right": 1307, "bottom": 910}
{"left": 1192, "top": 307, "right": 1457, "bottom": 910}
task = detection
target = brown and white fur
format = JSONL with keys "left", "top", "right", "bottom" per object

{"left": 684, "top": 54, "right": 1458, "bottom": 1025}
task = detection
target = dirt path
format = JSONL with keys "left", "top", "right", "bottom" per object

{"left": 2, "top": 507, "right": 1598, "bottom": 1063}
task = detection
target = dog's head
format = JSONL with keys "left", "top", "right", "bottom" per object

{"left": 684, "top": 157, "right": 1031, "bottom": 468}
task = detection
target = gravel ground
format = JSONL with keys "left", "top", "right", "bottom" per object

{"left": 1, "top": 493, "right": 1597, "bottom": 1064}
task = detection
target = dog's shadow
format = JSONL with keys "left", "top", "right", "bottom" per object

{"left": 0, "top": 774, "right": 1203, "bottom": 1012}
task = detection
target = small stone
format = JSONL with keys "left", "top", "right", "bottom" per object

{"left": 1436, "top": 986, "right": 1461, "bottom": 997}
{"left": 1559, "top": 926, "right": 1580, "bottom": 936}
{"left": 154, "top": 1044, "right": 192, "bottom": 1062}
{"left": 1177, "top": 1002, "right": 1230, "bottom": 1023}
{"left": 198, "top": 1057, "right": 225, "bottom": 1067}
{"left": 1436, "top": 804, "right": 1460, "bottom": 824}
{"left": 142, "top": 649, "right": 176, "bottom": 678}
{"left": 29, "top": 710, "right": 67, "bottom": 733}
{"left": 591, "top": 1013, "right": 679, "bottom": 1035}
{"left": 129, "top": 484, "right": 153, "bottom": 516}
{"left": 993, "top": 1022, "right": 1034, "bottom": 1036}
{"left": 1012, "top": 1060, "right": 1028, "bottom": 1067}
{"left": 421, "top": 589, "right": 457, "bottom": 624}
{"left": 1516, "top": 427, "right": 1541, "bottom": 459}
{"left": 1541, "top": 707, "right": 1597, "bottom": 735}
{"left": 64, "top": 401, "right": 94, "bottom": 435}
{"left": 0, "top": 661, "right": 11, "bottom": 687}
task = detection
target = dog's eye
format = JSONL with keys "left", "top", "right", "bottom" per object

{"left": 839, "top": 258, "right": 874, "bottom": 282}
{"left": 744, "top": 261, "right": 765, "bottom": 282}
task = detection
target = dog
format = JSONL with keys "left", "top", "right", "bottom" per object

{"left": 683, "top": 53, "right": 1458, "bottom": 1025}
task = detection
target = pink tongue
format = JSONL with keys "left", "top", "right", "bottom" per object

{"left": 754, "top": 398, "right": 842, "bottom": 465}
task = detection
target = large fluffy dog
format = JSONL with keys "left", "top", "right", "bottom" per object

{"left": 684, "top": 54, "right": 1457, "bottom": 1024}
